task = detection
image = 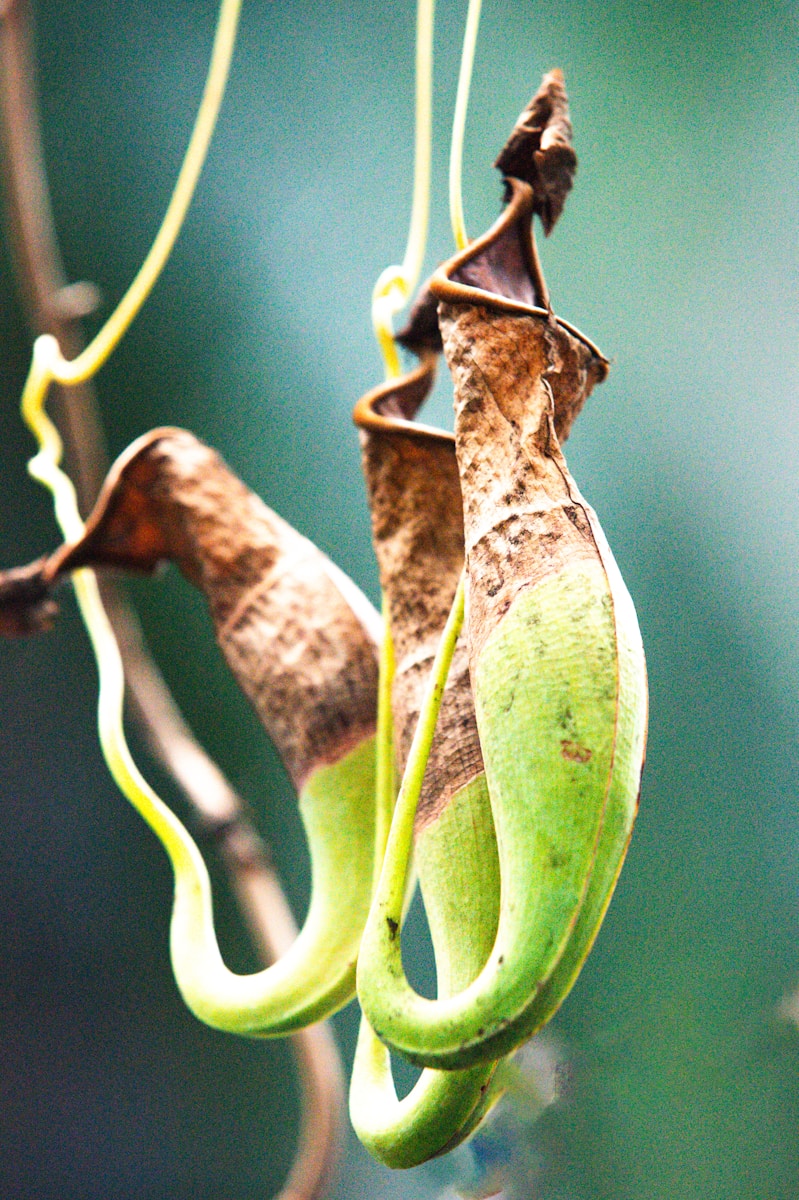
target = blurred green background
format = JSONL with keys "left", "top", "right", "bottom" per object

{"left": 1, "top": 1, "right": 799, "bottom": 1196}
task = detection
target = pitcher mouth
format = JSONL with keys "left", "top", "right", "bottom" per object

{"left": 430, "top": 177, "right": 609, "bottom": 379}
{"left": 353, "top": 349, "right": 455, "bottom": 447}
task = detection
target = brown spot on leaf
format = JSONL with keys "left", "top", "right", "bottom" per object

{"left": 561, "top": 739, "right": 592, "bottom": 764}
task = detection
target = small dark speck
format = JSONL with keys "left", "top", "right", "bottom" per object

{"left": 386, "top": 916, "right": 398, "bottom": 939}
{"left": 477, "top": 1027, "right": 485, "bottom": 1037}
{"left": 497, "top": 955, "right": 504, "bottom": 965}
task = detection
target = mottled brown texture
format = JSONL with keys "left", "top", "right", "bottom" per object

{"left": 430, "top": 165, "right": 607, "bottom": 666}
{"left": 431, "top": 180, "right": 608, "bottom": 438}
{"left": 43, "top": 429, "right": 378, "bottom": 790}
{"left": 494, "top": 68, "right": 577, "bottom": 236}
{"left": 356, "top": 161, "right": 606, "bottom": 824}
{"left": 355, "top": 360, "right": 484, "bottom": 831}
{"left": 438, "top": 301, "right": 603, "bottom": 663}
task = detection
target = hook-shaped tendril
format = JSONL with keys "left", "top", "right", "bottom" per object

{"left": 18, "top": 0, "right": 242, "bottom": 950}
{"left": 21, "top": 0, "right": 240, "bottom": 529}
{"left": 16, "top": 0, "right": 383, "bottom": 1038}
{"left": 26, "top": 0, "right": 241, "bottom": 395}
{"left": 350, "top": 571, "right": 510, "bottom": 1168}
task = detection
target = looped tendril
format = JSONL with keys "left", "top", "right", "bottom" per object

{"left": 26, "top": 0, "right": 241, "bottom": 396}
{"left": 18, "top": 0, "right": 242, "bottom": 978}
{"left": 20, "top": 0, "right": 241, "bottom": 700}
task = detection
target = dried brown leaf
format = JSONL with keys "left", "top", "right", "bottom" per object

{"left": 494, "top": 68, "right": 577, "bottom": 236}
{"left": 5, "top": 429, "right": 379, "bottom": 790}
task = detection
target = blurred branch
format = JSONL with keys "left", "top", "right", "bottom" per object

{"left": 0, "top": 4, "right": 344, "bottom": 1196}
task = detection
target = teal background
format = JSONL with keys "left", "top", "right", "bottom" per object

{"left": 1, "top": 1, "right": 798, "bottom": 1196}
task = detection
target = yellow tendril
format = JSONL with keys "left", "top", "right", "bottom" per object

{"left": 449, "top": 0, "right": 482, "bottom": 252}
{"left": 37, "top": 0, "right": 241, "bottom": 391}
{"left": 21, "top": 0, "right": 241, "bottom": 818}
